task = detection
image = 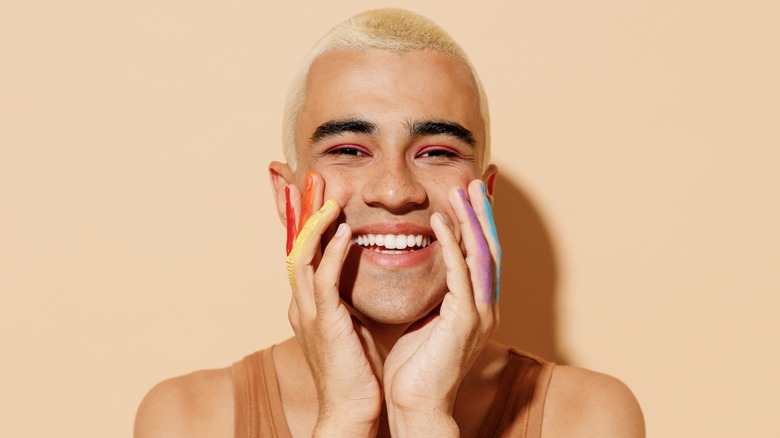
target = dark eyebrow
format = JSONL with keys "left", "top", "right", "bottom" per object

{"left": 409, "top": 120, "right": 476, "bottom": 147}
{"left": 310, "top": 118, "right": 378, "bottom": 145}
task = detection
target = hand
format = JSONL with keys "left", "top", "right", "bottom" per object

{"left": 382, "top": 179, "right": 501, "bottom": 437}
{"left": 284, "top": 172, "right": 382, "bottom": 437}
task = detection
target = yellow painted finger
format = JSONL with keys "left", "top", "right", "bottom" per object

{"left": 285, "top": 199, "right": 338, "bottom": 295}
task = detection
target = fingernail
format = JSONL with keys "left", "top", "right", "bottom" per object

{"left": 335, "top": 223, "right": 347, "bottom": 237}
{"left": 435, "top": 212, "right": 453, "bottom": 228}
{"left": 458, "top": 188, "right": 468, "bottom": 204}
{"left": 305, "top": 171, "right": 316, "bottom": 190}
{"left": 313, "top": 199, "right": 337, "bottom": 218}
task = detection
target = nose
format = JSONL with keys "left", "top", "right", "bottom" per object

{"left": 362, "top": 157, "right": 427, "bottom": 212}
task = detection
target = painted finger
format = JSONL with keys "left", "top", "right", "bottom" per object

{"left": 468, "top": 180, "right": 502, "bottom": 301}
{"left": 285, "top": 185, "right": 301, "bottom": 255}
{"left": 450, "top": 188, "right": 493, "bottom": 304}
{"left": 298, "top": 171, "right": 325, "bottom": 234}
{"left": 286, "top": 199, "right": 340, "bottom": 296}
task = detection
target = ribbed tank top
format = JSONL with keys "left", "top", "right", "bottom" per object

{"left": 231, "top": 346, "right": 555, "bottom": 437}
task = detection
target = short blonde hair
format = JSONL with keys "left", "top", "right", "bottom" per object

{"left": 282, "top": 8, "right": 491, "bottom": 171}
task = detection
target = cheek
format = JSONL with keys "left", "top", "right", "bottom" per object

{"left": 424, "top": 181, "right": 465, "bottom": 239}
{"left": 317, "top": 169, "right": 356, "bottom": 206}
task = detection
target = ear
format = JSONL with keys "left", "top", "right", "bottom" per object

{"left": 268, "top": 161, "right": 296, "bottom": 227}
{"left": 481, "top": 164, "right": 499, "bottom": 201}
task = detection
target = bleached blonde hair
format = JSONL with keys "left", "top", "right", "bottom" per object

{"left": 282, "top": 8, "right": 491, "bottom": 172}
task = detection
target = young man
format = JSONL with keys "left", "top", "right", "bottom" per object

{"left": 135, "top": 9, "right": 644, "bottom": 437}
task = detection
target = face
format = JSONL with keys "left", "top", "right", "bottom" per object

{"left": 276, "top": 49, "right": 494, "bottom": 325}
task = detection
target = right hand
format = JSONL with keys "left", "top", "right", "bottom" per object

{"left": 284, "top": 172, "right": 382, "bottom": 437}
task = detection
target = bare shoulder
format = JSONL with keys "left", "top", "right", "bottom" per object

{"left": 134, "top": 367, "right": 233, "bottom": 438}
{"left": 543, "top": 365, "right": 645, "bottom": 438}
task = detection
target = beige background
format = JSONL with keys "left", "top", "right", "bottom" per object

{"left": 2, "top": 1, "right": 778, "bottom": 436}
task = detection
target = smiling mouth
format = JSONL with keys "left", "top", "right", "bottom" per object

{"left": 351, "top": 233, "right": 434, "bottom": 254}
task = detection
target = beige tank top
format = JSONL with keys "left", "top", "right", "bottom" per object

{"left": 231, "top": 346, "right": 555, "bottom": 437}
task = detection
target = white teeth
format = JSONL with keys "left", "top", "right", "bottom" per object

{"left": 352, "top": 233, "right": 433, "bottom": 251}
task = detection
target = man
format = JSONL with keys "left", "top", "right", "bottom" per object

{"left": 135, "top": 9, "right": 644, "bottom": 437}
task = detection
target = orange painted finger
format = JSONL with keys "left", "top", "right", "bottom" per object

{"left": 298, "top": 171, "right": 324, "bottom": 234}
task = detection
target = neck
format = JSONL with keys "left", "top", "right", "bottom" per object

{"left": 361, "top": 319, "right": 414, "bottom": 360}
{"left": 354, "top": 303, "right": 442, "bottom": 362}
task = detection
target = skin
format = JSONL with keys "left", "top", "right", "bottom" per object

{"left": 134, "top": 48, "right": 645, "bottom": 438}
{"left": 285, "top": 49, "right": 491, "bottom": 326}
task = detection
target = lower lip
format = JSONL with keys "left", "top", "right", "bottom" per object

{"left": 354, "top": 241, "right": 437, "bottom": 269}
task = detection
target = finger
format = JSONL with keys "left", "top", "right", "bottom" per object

{"left": 449, "top": 188, "right": 493, "bottom": 305}
{"left": 467, "top": 180, "right": 502, "bottom": 301}
{"left": 430, "top": 212, "right": 473, "bottom": 302}
{"left": 286, "top": 199, "right": 340, "bottom": 299}
{"left": 312, "top": 222, "right": 352, "bottom": 313}
{"left": 285, "top": 185, "right": 299, "bottom": 255}
{"left": 298, "top": 171, "right": 325, "bottom": 234}
{"left": 285, "top": 184, "right": 302, "bottom": 252}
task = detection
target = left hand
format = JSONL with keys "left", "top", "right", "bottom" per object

{"left": 382, "top": 179, "right": 502, "bottom": 436}
{"left": 284, "top": 172, "right": 383, "bottom": 436}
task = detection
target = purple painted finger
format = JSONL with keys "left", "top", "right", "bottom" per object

{"left": 459, "top": 189, "right": 492, "bottom": 303}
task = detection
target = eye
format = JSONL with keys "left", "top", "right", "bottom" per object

{"left": 417, "top": 147, "right": 460, "bottom": 159}
{"left": 326, "top": 146, "right": 369, "bottom": 156}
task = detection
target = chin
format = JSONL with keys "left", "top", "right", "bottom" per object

{"left": 344, "top": 276, "right": 448, "bottom": 326}
{"left": 338, "top": 242, "right": 449, "bottom": 325}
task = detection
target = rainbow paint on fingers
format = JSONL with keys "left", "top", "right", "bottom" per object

{"left": 285, "top": 171, "right": 320, "bottom": 255}
{"left": 285, "top": 199, "right": 337, "bottom": 295}
{"left": 481, "top": 183, "right": 502, "bottom": 301}
{"left": 459, "top": 189, "right": 493, "bottom": 303}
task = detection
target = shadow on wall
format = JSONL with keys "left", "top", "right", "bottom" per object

{"left": 492, "top": 173, "right": 568, "bottom": 365}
